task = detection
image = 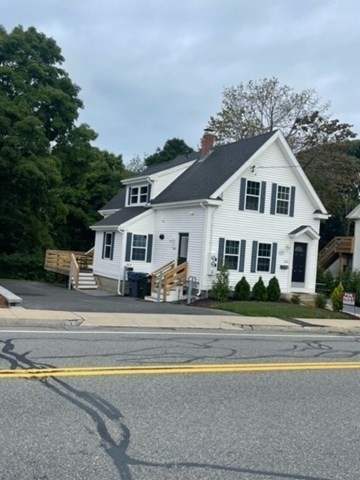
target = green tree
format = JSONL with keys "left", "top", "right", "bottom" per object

{"left": 145, "top": 138, "right": 193, "bottom": 167}
{"left": 0, "top": 25, "right": 126, "bottom": 272}
{"left": 0, "top": 26, "right": 81, "bottom": 255}
{"left": 209, "top": 77, "right": 356, "bottom": 151}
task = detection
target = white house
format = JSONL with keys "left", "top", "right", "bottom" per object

{"left": 347, "top": 205, "right": 360, "bottom": 271}
{"left": 90, "top": 130, "right": 328, "bottom": 298}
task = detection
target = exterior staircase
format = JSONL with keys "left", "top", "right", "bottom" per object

{"left": 318, "top": 236, "right": 354, "bottom": 271}
{"left": 44, "top": 248, "right": 97, "bottom": 290}
{"left": 74, "top": 271, "right": 98, "bottom": 290}
{"left": 145, "top": 260, "right": 188, "bottom": 303}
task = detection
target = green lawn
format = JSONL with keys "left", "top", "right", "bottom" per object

{"left": 214, "top": 301, "right": 353, "bottom": 319}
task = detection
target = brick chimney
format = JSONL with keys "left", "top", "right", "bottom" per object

{"left": 200, "top": 128, "right": 216, "bottom": 158}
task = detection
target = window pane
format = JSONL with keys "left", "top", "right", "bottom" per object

{"left": 245, "top": 181, "right": 260, "bottom": 211}
{"left": 245, "top": 196, "right": 259, "bottom": 210}
{"left": 278, "top": 186, "right": 289, "bottom": 200}
{"left": 140, "top": 186, "right": 148, "bottom": 194}
{"left": 133, "top": 235, "right": 147, "bottom": 247}
{"left": 180, "top": 237, "right": 189, "bottom": 257}
{"left": 225, "top": 255, "right": 238, "bottom": 270}
{"left": 276, "top": 186, "right": 289, "bottom": 214}
{"left": 225, "top": 240, "right": 239, "bottom": 255}
{"left": 258, "top": 243, "right": 271, "bottom": 257}
{"left": 247, "top": 181, "right": 260, "bottom": 195}
{"left": 132, "top": 248, "right": 146, "bottom": 261}
{"left": 257, "top": 258, "right": 270, "bottom": 271}
{"left": 276, "top": 200, "right": 289, "bottom": 215}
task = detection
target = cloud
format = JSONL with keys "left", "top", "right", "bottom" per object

{"left": 2, "top": 0, "right": 360, "bottom": 161}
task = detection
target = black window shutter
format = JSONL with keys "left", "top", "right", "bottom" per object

{"left": 251, "top": 241, "right": 258, "bottom": 273}
{"left": 270, "top": 183, "right": 277, "bottom": 215}
{"left": 125, "top": 232, "right": 132, "bottom": 262}
{"left": 128, "top": 187, "right": 131, "bottom": 205}
{"left": 102, "top": 232, "right": 106, "bottom": 259}
{"left": 239, "top": 178, "right": 246, "bottom": 210}
{"left": 260, "top": 181, "right": 266, "bottom": 213}
{"left": 271, "top": 243, "right": 278, "bottom": 274}
{"left": 110, "top": 232, "right": 115, "bottom": 260}
{"left": 239, "top": 240, "right": 246, "bottom": 272}
{"left": 217, "top": 238, "right": 225, "bottom": 270}
{"left": 147, "top": 184, "right": 152, "bottom": 203}
{"left": 290, "top": 186, "right": 296, "bottom": 217}
{"left": 146, "top": 234, "right": 153, "bottom": 263}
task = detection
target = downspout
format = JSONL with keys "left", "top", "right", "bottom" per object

{"left": 117, "top": 228, "right": 127, "bottom": 296}
{"left": 198, "top": 202, "right": 207, "bottom": 294}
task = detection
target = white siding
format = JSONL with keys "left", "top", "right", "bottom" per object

{"left": 93, "top": 231, "right": 122, "bottom": 280}
{"left": 124, "top": 212, "right": 155, "bottom": 274}
{"left": 203, "top": 141, "right": 320, "bottom": 293}
{"left": 153, "top": 207, "right": 206, "bottom": 281}
{"left": 353, "top": 220, "right": 360, "bottom": 271}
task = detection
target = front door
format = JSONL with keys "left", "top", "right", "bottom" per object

{"left": 177, "top": 233, "right": 189, "bottom": 265}
{"left": 291, "top": 242, "right": 307, "bottom": 283}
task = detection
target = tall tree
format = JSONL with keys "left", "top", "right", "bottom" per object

{"left": 145, "top": 138, "right": 193, "bottom": 167}
{"left": 0, "top": 26, "right": 126, "bottom": 274}
{"left": 209, "top": 77, "right": 356, "bottom": 151}
{"left": 0, "top": 25, "right": 82, "bottom": 255}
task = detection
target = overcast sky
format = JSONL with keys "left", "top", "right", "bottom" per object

{"left": 3, "top": 0, "right": 360, "bottom": 163}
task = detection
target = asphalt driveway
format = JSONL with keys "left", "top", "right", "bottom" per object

{"left": 0, "top": 279, "right": 227, "bottom": 315}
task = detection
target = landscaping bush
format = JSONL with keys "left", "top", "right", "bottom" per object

{"left": 290, "top": 294, "right": 301, "bottom": 304}
{"left": 0, "top": 253, "right": 46, "bottom": 280}
{"left": 266, "top": 276, "right": 281, "bottom": 302}
{"left": 315, "top": 293, "right": 327, "bottom": 309}
{"left": 331, "top": 282, "right": 344, "bottom": 312}
{"left": 316, "top": 268, "right": 335, "bottom": 296}
{"left": 252, "top": 276, "right": 267, "bottom": 301}
{"left": 211, "top": 264, "right": 230, "bottom": 302}
{"left": 234, "top": 276, "right": 250, "bottom": 301}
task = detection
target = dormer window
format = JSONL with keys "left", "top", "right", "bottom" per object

{"left": 128, "top": 184, "right": 151, "bottom": 205}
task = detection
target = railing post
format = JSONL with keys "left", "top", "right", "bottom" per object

{"left": 157, "top": 272, "right": 163, "bottom": 303}
{"left": 68, "top": 262, "right": 72, "bottom": 290}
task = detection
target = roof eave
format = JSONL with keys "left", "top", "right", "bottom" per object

{"left": 151, "top": 199, "right": 222, "bottom": 209}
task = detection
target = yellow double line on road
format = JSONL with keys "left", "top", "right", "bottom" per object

{"left": 1, "top": 362, "right": 360, "bottom": 379}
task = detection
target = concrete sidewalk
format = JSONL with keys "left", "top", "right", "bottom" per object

{"left": 0, "top": 306, "right": 360, "bottom": 332}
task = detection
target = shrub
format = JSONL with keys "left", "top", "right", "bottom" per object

{"left": 211, "top": 264, "right": 230, "bottom": 302}
{"left": 0, "top": 253, "right": 47, "bottom": 280}
{"left": 290, "top": 294, "right": 301, "bottom": 304}
{"left": 266, "top": 276, "right": 281, "bottom": 302}
{"left": 315, "top": 293, "right": 327, "bottom": 309}
{"left": 234, "top": 276, "right": 250, "bottom": 301}
{"left": 252, "top": 276, "right": 267, "bottom": 301}
{"left": 331, "top": 282, "right": 344, "bottom": 312}
{"left": 316, "top": 268, "right": 335, "bottom": 296}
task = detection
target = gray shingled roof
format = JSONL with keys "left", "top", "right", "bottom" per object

{"left": 100, "top": 189, "right": 126, "bottom": 211}
{"left": 130, "top": 151, "right": 199, "bottom": 178}
{"left": 151, "top": 131, "right": 276, "bottom": 204}
{"left": 91, "top": 207, "right": 147, "bottom": 229}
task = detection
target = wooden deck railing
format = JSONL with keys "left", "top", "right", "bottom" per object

{"left": 163, "top": 262, "right": 188, "bottom": 302}
{"left": 44, "top": 249, "right": 94, "bottom": 275}
{"left": 318, "top": 236, "right": 354, "bottom": 270}
{"left": 150, "top": 260, "right": 176, "bottom": 296}
{"left": 150, "top": 260, "right": 188, "bottom": 302}
{"left": 70, "top": 253, "right": 80, "bottom": 289}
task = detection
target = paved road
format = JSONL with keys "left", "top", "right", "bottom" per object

{"left": 1, "top": 329, "right": 360, "bottom": 479}
{"left": 0, "top": 279, "right": 226, "bottom": 315}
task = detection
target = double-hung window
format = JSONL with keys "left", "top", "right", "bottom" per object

{"left": 224, "top": 240, "right": 240, "bottom": 270}
{"left": 132, "top": 234, "right": 147, "bottom": 261}
{"left": 129, "top": 185, "right": 149, "bottom": 205}
{"left": 246, "top": 180, "right": 260, "bottom": 211}
{"left": 276, "top": 186, "right": 290, "bottom": 215}
{"left": 102, "top": 232, "right": 115, "bottom": 260}
{"left": 257, "top": 243, "right": 272, "bottom": 272}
